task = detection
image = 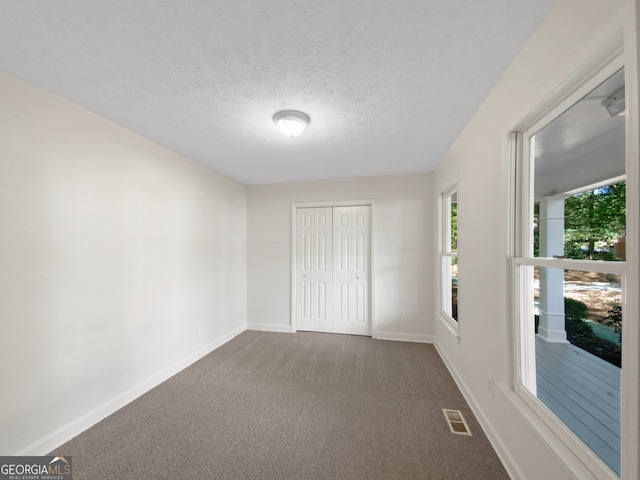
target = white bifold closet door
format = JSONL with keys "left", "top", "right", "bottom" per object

{"left": 296, "top": 207, "right": 333, "bottom": 333}
{"left": 296, "top": 206, "right": 371, "bottom": 336}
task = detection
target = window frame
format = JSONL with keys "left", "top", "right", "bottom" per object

{"left": 509, "top": 53, "right": 636, "bottom": 479}
{"left": 438, "top": 183, "right": 459, "bottom": 335}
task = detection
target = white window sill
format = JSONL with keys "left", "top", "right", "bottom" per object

{"left": 437, "top": 311, "right": 460, "bottom": 338}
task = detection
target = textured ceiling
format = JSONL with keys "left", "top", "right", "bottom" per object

{"left": 0, "top": 0, "right": 556, "bottom": 184}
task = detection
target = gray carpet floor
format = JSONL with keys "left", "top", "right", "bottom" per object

{"left": 51, "top": 331, "right": 510, "bottom": 479}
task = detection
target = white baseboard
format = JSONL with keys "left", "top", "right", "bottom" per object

{"left": 15, "top": 324, "right": 246, "bottom": 456}
{"left": 247, "top": 323, "right": 293, "bottom": 333}
{"left": 433, "top": 339, "right": 525, "bottom": 480}
{"left": 374, "top": 331, "right": 433, "bottom": 343}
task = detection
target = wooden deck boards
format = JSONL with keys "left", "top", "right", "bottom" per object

{"left": 535, "top": 336, "right": 621, "bottom": 475}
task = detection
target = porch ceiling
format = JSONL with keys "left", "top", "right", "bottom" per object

{"left": 534, "top": 69, "right": 625, "bottom": 199}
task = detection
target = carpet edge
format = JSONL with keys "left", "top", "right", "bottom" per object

{"left": 15, "top": 324, "right": 247, "bottom": 456}
{"left": 434, "top": 339, "right": 524, "bottom": 480}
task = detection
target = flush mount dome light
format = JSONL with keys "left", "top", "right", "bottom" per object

{"left": 273, "top": 110, "right": 310, "bottom": 137}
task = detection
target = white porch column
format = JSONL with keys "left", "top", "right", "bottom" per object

{"left": 537, "top": 196, "right": 569, "bottom": 343}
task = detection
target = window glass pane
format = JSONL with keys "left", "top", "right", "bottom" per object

{"left": 450, "top": 191, "right": 457, "bottom": 253}
{"left": 533, "top": 183, "right": 626, "bottom": 260}
{"left": 451, "top": 256, "right": 458, "bottom": 320}
{"left": 530, "top": 266, "right": 622, "bottom": 474}
{"left": 519, "top": 67, "right": 626, "bottom": 475}
{"left": 564, "top": 183, "right": 626, "bottom": 260}
{"left": 440, "top": 188, "right": 458, "bottom": 324}
{"left": 532, "top": 68, "right": 626, "bottom": 260}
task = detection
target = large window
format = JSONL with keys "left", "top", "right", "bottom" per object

{"left": 513, "top": 68, "right": 626, "bottom": 477}
{"left": 439, "top": 186, "right": 458, "bottom": 330}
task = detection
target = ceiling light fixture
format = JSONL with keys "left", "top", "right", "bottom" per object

{"left": 273, "top": 110, "right": 310, "bottom": 137}
{"left": 602, "top": 86, "right": 626, "bottom": 117}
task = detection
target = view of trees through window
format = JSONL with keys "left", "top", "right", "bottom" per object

{"left": 519, "top": 67, "right": 626, "bottom": 475}
{"left": 533, "top": 182, "right": 625, "bottom": 367}
{"left": 451, "top": 198, "right": 457, "bottom": 320}
{"left": 440, "top": 188, "right": 457, "bottom": 324}
{"left": 534, "top": 181, "right": 626, "bottom": 260}
{"left": 565, "top": 181, "right": 626, "bottom": 260}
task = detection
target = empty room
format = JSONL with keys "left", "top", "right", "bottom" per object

{"left": 1, "top": 1, "right": 639, "bottom": 479}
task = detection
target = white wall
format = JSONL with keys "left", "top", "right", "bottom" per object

{"left": 432, "top": 0, "right": 631, "bottom": 479}
{"left": 247, "top": 174, "right": 433, "bottom": 341}
{"left": 0, "top": 73, "right": 247, "bottom": 455}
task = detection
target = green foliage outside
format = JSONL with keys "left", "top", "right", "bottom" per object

{"left": 534, "top": 181, "right": 626, "bottom": 259}
{"left": 564, "top": 297, "right": 620, "bottom": 367}
{"left": 606, "top": 302, "right": 623, "bottom": 344}
{"left": 531, "top": 181, "right": 625, "bottom": 367}
{"left": 564, "top": 182, "right": 626, "bottom": 260}
{"left": 565, "top": 297, "right": 593, "bottom": 338}
{"left": 450, "top": 201, "right": 457, "bottom": 252}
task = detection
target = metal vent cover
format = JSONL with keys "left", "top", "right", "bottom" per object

{"left": 443, "top": 409, "right": 472, "bottom": 436}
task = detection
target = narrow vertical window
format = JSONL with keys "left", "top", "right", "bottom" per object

{"left": 439, "top": 186, "right": 458, "bottom": 330}
{"left": 514, "top": 68, "right": 626, "bottom": 476}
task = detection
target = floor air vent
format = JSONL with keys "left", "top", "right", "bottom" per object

{"left": 443, "top": 409, "right": 472, "bottom": 436}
